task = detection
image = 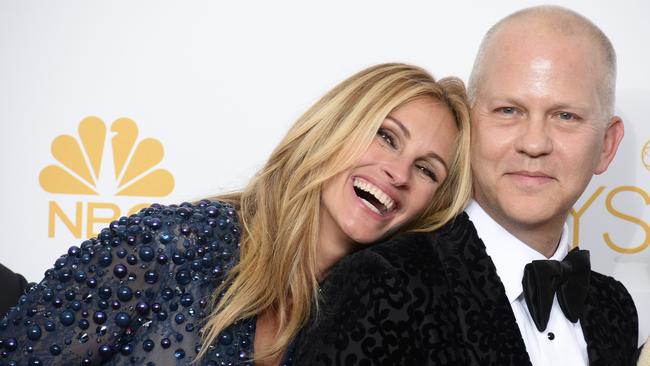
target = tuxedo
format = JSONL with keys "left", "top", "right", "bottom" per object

{"left": 0, "top": 263, "right": 28, "bottom": 319}
{"left": 294, "top": 213, "right": 639, "bottom": 365}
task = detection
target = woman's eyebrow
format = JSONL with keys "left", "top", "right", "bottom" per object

{"left": 385, "top": 116, "right": 411, "bottom": 139}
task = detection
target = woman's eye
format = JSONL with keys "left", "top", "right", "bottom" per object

{"left": 377, "top": 128, "right": 396, "bottom": 148}
{"left": 416, "top": 165, "right": 438, "bottom": 182}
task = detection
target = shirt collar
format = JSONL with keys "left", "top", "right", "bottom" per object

{"left": 465, "top": 200, "right": 570, "bottom": 304}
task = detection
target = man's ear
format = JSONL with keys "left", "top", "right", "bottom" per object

{"left": 595, "top": 116, "right": 624, "bottom": 175}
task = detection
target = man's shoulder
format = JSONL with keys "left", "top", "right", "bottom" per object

{"left": 588, "top": 270, "right": 637, "bottom": 311}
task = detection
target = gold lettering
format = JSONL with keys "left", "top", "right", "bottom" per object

{"left": 48, "top": 201, "right": 83, "bottom": 238}
{"left": 87, "top": 202, "right": 120, "bottom": 238}
{"left": 569, "top": 186, "right": 605, "bottom": 248}
{"left": 604, "top": 186, "right": 650, "bottom": 254}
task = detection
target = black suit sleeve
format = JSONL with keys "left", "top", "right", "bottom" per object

{"left": 0, "top": 263, "right": 28, "bottom": 319}
{"left": 294, "top": 233, "right": 459, "bottom": 366}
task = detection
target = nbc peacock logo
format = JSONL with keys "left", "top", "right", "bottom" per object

{"left": 40, "top": 116, "right": 174, "bottom": 239}
{"left": 642, "top": 140, "right": 650, "bottom": 172}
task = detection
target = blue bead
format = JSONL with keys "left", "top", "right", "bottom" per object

{"left": 126, "top": 235, "right": 137, "bottom": 245}
{"left": 126, "top": 254, "right": 138, "bottom": 265}
{"left": 42, "top": 289, "right": 54, "bottom": 301}
{"left": 144, "top": 270, "right": 158, "bottom": 284}
{"left": 172, "top": 253, "right": 184, "bottom": 265}
{"left": 136, "top": 302, "right": 149, "bottom": 315}
{"left": 98, "top": 251, "right": 112, "bottom": 267}
{"left": 150, "top": 303, "right": 161, "bottom": 313}
{"left": 157, "top": 311, "right": 168, "bottom": 321}
{"left": 174, "top": 348, "right": 185, "bottom": 359}
{"left": 98, "top": 286, "right": 112, "bottom": 300}
{"left": 159, "top": 232, "right": 172, "bottom": 244}
{"left": 115, "top": 312, "right": 131, "bottom": 328}
{"left": 185, "top": 323, "right": 195, "bottom": 332}
{"left": 64, "top": 289, "right": 76, "bottom": 300}
{"left": 116, "top": 248, "right": 127, "bottom": 258}
{"left": 93, "top": 311, "right": 107, "bottom": 324}
{"left": 44, "top": 320, "right": 56, "bottom": 332}
{"left": 161, "top": 288, "right": 174, "bottom": 300}
{"left": 68, "top": 246, "right": 80, "bottom": 256}
{"left": 117, "top": 286, "right": 133, "bottom": 301}
{"left": 59, "top": 310, "right": 75, "bottom": 326}
{"left": 98, "top": 344, "right": 113, "bottom": 358}
{"left": 74, "top": 270, "right": 87, "bottom": 283}
{"left": 86, "top": 277, "right": 98, "bottom": 288}
{"left": 120, "top": 343, "right": 134, "bottom": 355}
{"left": 78, "top": 319, "right": 89, "bottom": 329}
{"left": 4, "top": 338, "right": 18, "bottom": 351}
{"left": 142, "top": 339, "right": 155, "bottom": 352}
{"left": 219, "top": 330, "right": 233, "bottom": 345}
{"left": 111, "top": 300, "right": 121, "bottom": 310}
{"left": 81, "top": 253, "right": 92, "bottom": 264}
{"left": 70, "top": 300, "right": 82, "bottom": 311}
{"left": 149, "top": 218, "right": 162, "bottom": 230}
{"left": 26, "top": 324, "right": 42, "bottom": 341}
{"left": 28, "top": 357, "right": 42, "bottom": 366}
{"left": 97, "top": 299, "right": 109, "bottom": 309}
{"left": 49, "top": 344, "right": 62, "bottom": 355}
{"left": 180, "top": 294, "right": 193, "bottom": 307}
{"left": 156, "top": 254, "right": 168, "bottom": 264}
{"left": 175, "top": 270, "right": 191, "bottom": 285}
{"left": 57, "top": 268, "right": 71, "bottom": 282}
{"left": 160, "top": 338, "right": 171, "bottom": 349}
{"left": 54, "top": 258, "right": 67, "bottom": 270}
{"left": 113, "top": 264, "right": 127, "bottom": 278}
{"left": 139, "top": 246, "right": 155, "bottom": 262}
{"left": 141, "top": 232, "right": 153, "bottom": 243}
{"left": 174, "top": 313, "right": 185, "bottom": 324}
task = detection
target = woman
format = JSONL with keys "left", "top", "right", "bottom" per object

{"left": 0, "top": 63, "right": 471, "bottom": 365}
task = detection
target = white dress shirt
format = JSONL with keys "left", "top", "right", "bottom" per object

{"left": 466, "top": 201, "right": 589, "bottom": 366}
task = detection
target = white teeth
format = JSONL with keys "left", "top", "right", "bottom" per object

{"left": 353, "top": 178, "right": 396, "bottom": 213}
{"left": 360, "top": 198, "right": 382, "bottom": 215}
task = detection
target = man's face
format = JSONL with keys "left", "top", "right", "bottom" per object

{"left": 470, "top": 29, "right": 623, "bottom": 234}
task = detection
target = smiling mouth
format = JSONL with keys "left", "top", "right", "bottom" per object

{"left": 353, "top": 177, "right": 396, "bottom": 216}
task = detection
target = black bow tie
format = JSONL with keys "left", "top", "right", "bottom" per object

{"left": 521, "top": 247, "right": 591, "bottom": 332}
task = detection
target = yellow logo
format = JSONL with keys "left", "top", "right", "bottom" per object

{"left": 41, "top": 116, "right": 174, "bottom": 239}
{"left": 39, "top": 116, "right": 174, "bottom": 196}
{"left": 642, "top": 140, "right": 650, "bottom": 171}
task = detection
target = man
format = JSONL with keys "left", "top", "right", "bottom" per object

{"left": 294, "top": 6, "right": 639, "bottom": 365}
{"left": 0, "top": 263, "right": 28, "bottom": 318}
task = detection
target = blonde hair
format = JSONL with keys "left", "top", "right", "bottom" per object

{"left": 199, "top": 63, "right": 472, "bottom": 361}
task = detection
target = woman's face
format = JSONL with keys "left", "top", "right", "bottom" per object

{"left": 320, "top": 97, "right": 459, "bottom": 249}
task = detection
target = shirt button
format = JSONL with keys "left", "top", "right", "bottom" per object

{"left": 547, "top": 332, "right": 555, "bottom": 340}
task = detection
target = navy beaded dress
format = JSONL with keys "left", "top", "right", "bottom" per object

{"left": 0, "top": 200, "right": 294, "bottom": 365}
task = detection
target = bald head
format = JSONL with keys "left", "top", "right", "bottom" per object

{"left": 468, "top": 6, "right": 616, "bottom": 119}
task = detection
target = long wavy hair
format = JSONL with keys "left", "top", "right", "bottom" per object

{"left": 199, "top": 63, "right": 472, "bottom": 361}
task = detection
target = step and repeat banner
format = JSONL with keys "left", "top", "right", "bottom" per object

{"left": 1, "top": 0, "right": 649, "bottom": 342}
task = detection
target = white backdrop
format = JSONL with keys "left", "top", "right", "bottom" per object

{"left": 1, "top": 0, "right": 648, "bottom": 343}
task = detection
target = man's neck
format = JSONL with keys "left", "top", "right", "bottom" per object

{"left": 476, "top": 202, "right": 566, "bottom": 258}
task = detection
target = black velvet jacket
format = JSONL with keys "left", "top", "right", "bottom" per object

{"left": 294, "top": 213, "right": 639, "bottom": 365}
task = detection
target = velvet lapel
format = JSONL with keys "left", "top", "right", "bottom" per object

{"left": 580, "top": 279, "right": 618, "bottom": 366}
{"left": 432, "top": 213, "right": 532, "bottom": 365}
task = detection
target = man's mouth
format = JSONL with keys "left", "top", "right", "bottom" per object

{"left": 352, "top": 177, "right": 397, "bottom": 216}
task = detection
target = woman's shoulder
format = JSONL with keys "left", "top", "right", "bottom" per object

{"left": 0, "top": 199, "right": 243, "bottom": 365}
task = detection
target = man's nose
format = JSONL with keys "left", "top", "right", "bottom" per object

{"left": 514, "top": 116, "right": 553, "bottom": 157}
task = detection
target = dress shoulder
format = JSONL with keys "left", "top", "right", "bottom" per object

{"left": 0, "top": 200, "right": 241, "bottom": 365}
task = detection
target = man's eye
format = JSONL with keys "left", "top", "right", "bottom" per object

{"left": 416, "top": 165, "right": 438, "bottom": 182}
{"left": 377, "top": 128, "right": 396, "bottom": 148}
{"left": 557, "top": 111, "right": 578, "bottom": 121}
{"left": 497, "top": 107, "right": 517, "bottom": 115}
